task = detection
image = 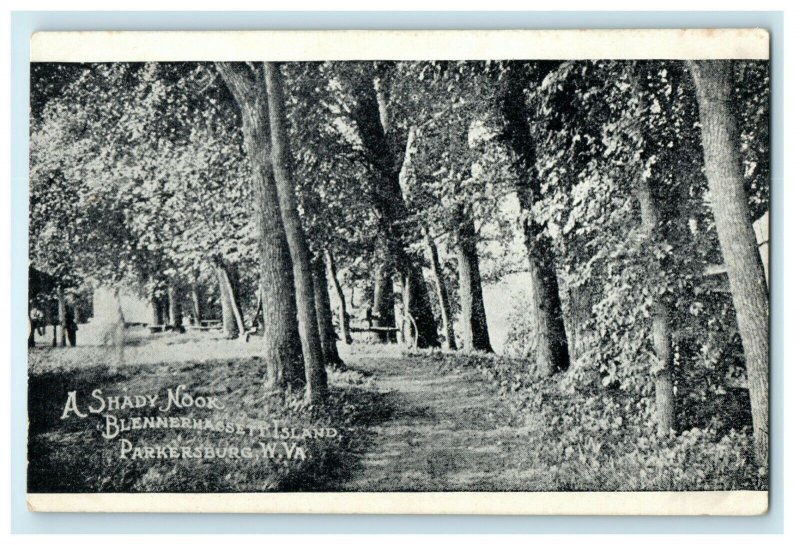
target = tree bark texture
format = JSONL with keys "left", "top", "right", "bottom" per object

{"left": 500, "top": 63, "right": 570, "bottom": 375}
{"left": 689, "top": 60, "right": 770, "bottom": 466}
{"left": 453, "top": 212, "right": 493, "bottom": 352}
{"left": 158, "top": 298, "right": 169, "bottom": 328}
{"left": 635, "top": 181, "right": 676, "bottom": 438}
{"left": 265, "top": 61, "right": 328, "bottom": 402}
{"left": 150, "top": 294, "right": 162, "bottom": 326}
{"left": 57, "top": 284, "right": 67, "bottom": 347}
{"left": 112, "top": 286, "right": 126, "bottom": 365}
{"left": 167, "top": 282, "right": 182, "bottom": 329}
{"left": 220, "top": 261, "right": 246, "bottom": 337}
{"left": 190, "top": 283, "right": 202, "bottom": 326}
{"left": 426, "top": 233, "right": 457, "bottom": 350}
{"left": 370, "top": 259, "right": 396, "bottom": 343}
{"left": 325, "top": 249, "right": 352, "bottom": 344}
{"left": 215, "top": 62, "right": 305, "bottom": 390}
{"left": 215, "top": 263, "right": 238, "bottom": 338}
{"left": 312, "top": 256, "right": 344, "bottom": 369}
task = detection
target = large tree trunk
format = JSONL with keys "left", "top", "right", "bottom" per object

{"left": 370, "top": 259, "right": 396, "bottom": 343}
{"left": 689, "top": 60, "right": 770, "bottom": 466}
{"left": 402, "top": 265, "right": 439, "bottom": 349}
{"left": 350, "top": 70, "right": 440, "bottom": 349}
{"left": 523, "top": 216, "right": 571, "bottom": 376}
{"left": 426, "top": 233, "right": 457, "bottom": 350}
{"left": 325, "top": 249, "right": 352, "bottom": 344}
{"left": 265, "top": 61, "right": 327, "bottom": 402}
{"left": 312, "top": 257, "right": 344, "bottom": 369}
{"left": 501, "top": 64, "right": 570, "bottom": 375}
{"left": 215, "top": 62, "right": 305, "bottom": 390}
{"left": 454, "top": 213, "right": 493, "bottom": 352}
{"left": 57, "top": 284, "right": 67, "bottom": 347}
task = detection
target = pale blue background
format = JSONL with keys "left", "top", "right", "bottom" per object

{"left": 10, "top": 10, "right": 784, "bottom": 534}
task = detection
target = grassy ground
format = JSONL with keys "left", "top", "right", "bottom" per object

{"left": 28, "top": 331, "right": 765, "bottom": 492}
{"left": 28, "top": 330, "right": 377, "bottom": 492}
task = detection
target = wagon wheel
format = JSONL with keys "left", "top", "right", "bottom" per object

{"left": 402, "top": 314, "right": 418, "bottom": 349}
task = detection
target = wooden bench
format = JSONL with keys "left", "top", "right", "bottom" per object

{"left": 200, "top": 320, "right": 221, "bottom": 327}
{"left": 350, "top": 316, "right": 418, "bottom": 348}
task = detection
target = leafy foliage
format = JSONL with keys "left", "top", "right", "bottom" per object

{"left": 427, "top": 350, "right": 765, "bottom": 491}
{"left": 31, "top": 62, "right": 255, "bottom": 309}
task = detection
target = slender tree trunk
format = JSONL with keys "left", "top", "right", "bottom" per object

{"left": 396, "top": 277, "right": 407, "bottom": 344}
{"left": 312, "top": 257, "right": 344, "bottom": 369}
{"left": 215, "top": 264, "right": 237, "bottom": 338}
{"left": 57, "top": 284, "right": 67, "bottom": 347}
{"left": 216, "top": 62, "right": 305, "bottom": 390}
{"left": 220, "top": 263, "right": 246, "bottom": 337}
{"left": 624, "top": 65, "right": 677, "bottom": 437}
{"left": 426, "top": 233, "right": 457, "bottom": 350}
{"left": 28, "top": 316, "right": 35, "bottom": 348}
{"left": 265, "top": 61, "right": 327, "bottom": 402}
{"left": 325, "top": 249, "right": 352, "bottom": 344}
{"left": 501, "top": 65, "right": 570, "bottom": 374}
{"left": 454, "top": 213, "right": 493, "bottom": 352}
{"left": 167, "top": 282, "right": 183, "bottom": 330}
{"left": 112, "top": 286, "right": 125, "bottom": 366}
{"left": 689, "top": 60, "right": 770, "bottom": 466}
{"left": 653, "top": 304, "right": 676, "bottom": 436}
{"left": 158, "top": 301, "right": 167, "bottom": 327}
{"left": 150, "top": 294, "right": 161, "bottom": 326}
{"left": 253, "top": 289, "right": 263, "bottom": 328}
{"left": 635, "top": 181, "right": 676, "bottom": 438}
{"left": 167, "top": 285, "right": 176, "bottom": 326}
{"left": 190, "top": 284, "right": 202, "bottom": 326}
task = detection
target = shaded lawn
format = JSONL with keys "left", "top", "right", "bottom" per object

{"left": 27, "top": 333, "right": 382, "bottom": 493}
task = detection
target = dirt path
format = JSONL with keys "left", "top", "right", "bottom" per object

{"left": 341, "top": 352, "right": 540, "bottom": 491}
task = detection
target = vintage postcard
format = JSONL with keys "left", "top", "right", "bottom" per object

{"left": 26, "top": 29, "right": 770, "bottom": 515}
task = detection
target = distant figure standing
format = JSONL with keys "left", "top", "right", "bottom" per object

{"left": 365, "top": 307, "right": 374, "bottom": 329}
{"left": 65, "top": 307, "right": 78, "bottom": 347}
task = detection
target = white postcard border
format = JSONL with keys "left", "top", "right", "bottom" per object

{"left": 30, "top": 29, "right": 769, "bottom": 62}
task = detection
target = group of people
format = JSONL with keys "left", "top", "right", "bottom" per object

{"left": 28, "top": 305, "right": 78, "bottom": 347}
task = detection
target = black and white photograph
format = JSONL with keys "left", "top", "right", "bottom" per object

{"left": 25, "top": 30, "right": 770, "bottom": 514}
